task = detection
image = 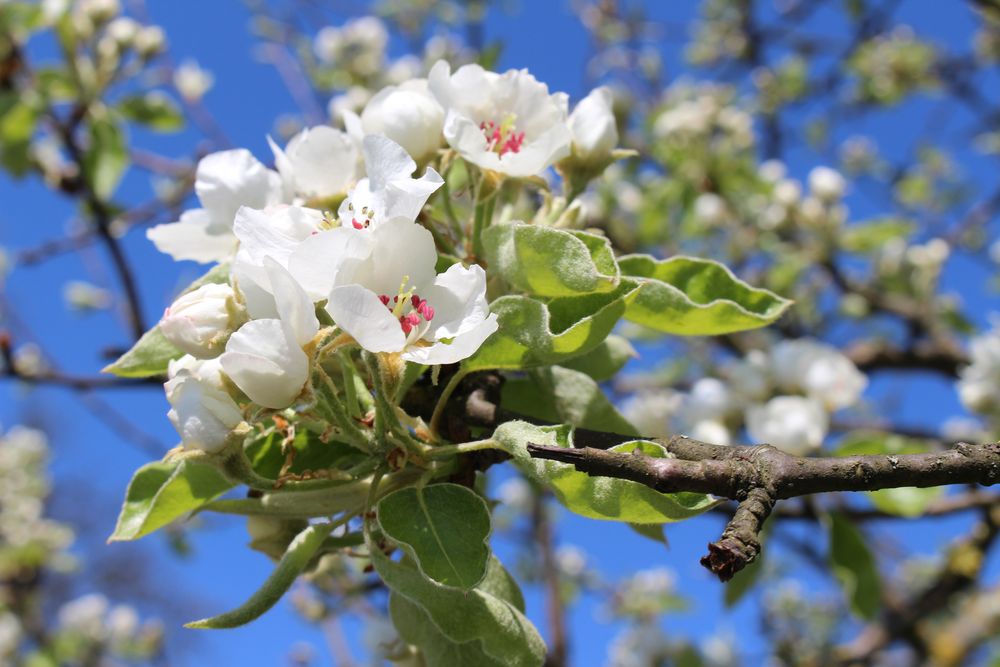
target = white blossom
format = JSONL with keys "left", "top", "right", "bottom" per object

{"left": 429, "top": 60, "right": 571, "bottom": 177}
{"left": 620, "top": 390, "right": 682, "bottom": 438}
{"left": 746, "top": 395, "right": 827, "bottom": 455}
{"left": 165, "top": 368, "right": 243, "bottom": 453}
{"left": 567, "top": 86, "right": 618, "bottom": 164}
{"left": 770, "top": 339, "right": 866, "bottom": 411}
{"left": 221, "top": 259, "right": 319, "bottom": 409}
{"left": 808, "top": 166, "right": 846, "bottom": 202}
{"left": 347, "top": 79, "right": 445, "bottom": 163}
{"left": 958, "top": 325, "right": 1000, "bottom": 414}
{"left": 147, "top": 149, "right": 284, "bottom": 263}
{"left": 173, "top": 59, "right": 214, "bottom": 101}
{"left": 336, "top": 135, "right": 443, "bottom": 230}
{"left": 159, "top": 283, "right": 244, "bottom": 358}
{"left": 269, "top": 126, "right": 359, "bottom": 200}
{"left": 693, "top": 192, "right": 728, "bottom": 225}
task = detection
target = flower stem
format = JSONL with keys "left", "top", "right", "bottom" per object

{"left": 428, "top": 368, "right": 468, "bottom": 441}
{"left": 425, "top": 439, "right": 502, "bottom": 460}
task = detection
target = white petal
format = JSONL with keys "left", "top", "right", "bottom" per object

{"left": 367, "top": 219, "right": 438, "bottom": 296}
{"left": 363, "top": 135, "right": 416, "bottom": 192}
{"left": 325, "top": 285, "right": 405, "bottom": 353}
{"left": 147, "top": 210, "right": 236, "bottom": 263}
{"left": 383, "top": 167, "right": 443, "bottom": 221}
{"left": 402, "top": 314, "right": 498, "bottom": 365}
{"left": 287, "top": 227, "right": 375, "bottom": 300}
{"left": 267, "top": 135, "right": 296, "bottom": 201}
{"left": 423, "top": 262, "right": 490, "bottom": 339}
{"left": 232, "top": 205, "right": 323, "bottom": 275}
{"left": 195, "top": 149, "right": 283, "bottom": 230}
{"left": 220, "top": 319, "right": 308, "bottom": 409}
{"left": 284, "top": 126, "right": 358, "bottom": 199}
{"left": 263, "top": 257, "right": 318, "bottom": 346}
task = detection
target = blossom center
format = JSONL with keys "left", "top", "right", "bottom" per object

{"left": 346, "top": 201, "right": 375, "bottom": 230}
{"left": 378, "top": 278, "right": 435, "bottom": 337}
{"left": 480, "top": 114, "right": 525, "bottom": 156}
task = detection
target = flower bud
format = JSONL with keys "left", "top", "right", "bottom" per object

{"left": 174, "top": 60, "right": 214, "bottom": 101}
{"left": 357, "top": 80, "right": 444, "bottom": 163}
{"left": 105, "top": 16, "right": 138, "bottom": 45}
{"left": 160, "top": 283, "right": 245, "bottom": 359}
{"left": 134, "top": 25, "right": 166, "bottom": 58}
{"left": 808, "top": 166, "right": 846, "bottom": 202}
{"left": 79, "top": 0, "right": 119, "bottom": 23}
{"left": 568, "top": 86, "right": 618, "bottom": 164}
{"left": 164, "top": 373, "right": 243, "bottom": 453}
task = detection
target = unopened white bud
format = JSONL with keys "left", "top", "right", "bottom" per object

{"left": 808, "top": 166, "right": 846, "bottom": 202}
{"left": 568, "top": 86, "right": 618, "bottom": 164}
{"left": 134, "top": 25, "right": 166, "bottom": 58}
{"left": 357, "top": 80, "right": 444, "bottom": 163}
{"left": 160, "top": 283, "right": 244, "bottom": 359}
{"left": 174, "top": 60, "right": 214, "bottom": 101}
{"left": 105, "top": 16, "right": 138, "bottom": 45}
{"left": 79, "top": 0, "right": 119, "bottom": 23}
{"left": 165, "top": 373, "right": 243, "bottom": 453}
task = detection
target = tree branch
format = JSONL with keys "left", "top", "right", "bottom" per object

{"left": 526, "top": 437, "right": 1000, "bottom": 581}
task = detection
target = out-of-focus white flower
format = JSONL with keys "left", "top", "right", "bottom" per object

{"left": 346, "top": 80, "right": 445, "bottom": 163}
{"left": 555, "top": 545, "right": 588, "bottom": 578}
{"left": 12, "top": 343, "right": 47, "bottom": 377}
{"left": 620, "top": 390, "right": 683, "bottom": 438}
{"left": 770, "top": 339, "right": 866, "bottom": 410}
{"left": 173, "top": 59, "right": 214, "bottom": 101}
{"left": 906, "top": 238, "right": 950, "bottom": 268}
{"left": 105, "top": 16, "right": 138, "bottom": 44}
{"left": 496, "top": 476, "right": 532, "bottom": 514}
{"left": 327, "top": 86, "right": 371, "bottom": 124}
{"left": 106, "top": 605, "right": 139, "bottom": 644}
{"left": 58, "top": 594, "right": 109, "bottom": 637}
{"left": 746, "top": 395, "right": 827, "bottom": 455}
{"left": 0, "top": 613, "right": 20, "bottom": 658}
{"left": 958, "top": 325, "right": 1000, "bottom": 414}
{"left": 314, "top": 17, "right": 388, "bottom": 76}
{"left": 134, "top": 25, "right": 166, "bottom": 58}
{"left": 693, "top": 192, "right": 727, "bottom": 225}
{"left": 269, "top": 126, "right": 359, "bottom": 200}
{"left": 221, "top": 259, "right": 319, "bottom": 409}
{"left": 147, "top": 149, "right": 284, "bottom": 263}
{"left": 759, "top": 159, "right": 786, "bottom": 183}
{"left": 429, "top": 60, "right": 571, "bottom": 177}
{"left": 773, "top": 179, "right": 801, "bottom": 207}
{"left": 808, "top": 166, "right": 846, "bottom": 202}
{"left": 689, "top": 419, "right": 731, "bottom": 446}
{"left": 78, "top": 0, "right": 119, "bottom": 22}
{"left": 159, "top": 283, "right": 244, "bottom": 358}
{"left": 567, "top": 86, "right": 618, "bottom": 164}
{"left": 685, "top": 377, "right": 734, "bottom": 422}
{"left": 724, "top": 349, "right": 771, "bottom": 402}
{"left": 362, "top": 615, "right": 401, "bottom": 661}
{"left": 63, "top": 280, "right": 112, "bottom": 311}
{"left": 940, "top": 416, "right": 985, "bottom": 442}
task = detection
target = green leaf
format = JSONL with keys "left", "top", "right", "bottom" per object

{"left": 104, "top": 263, "right": 231, "bottom": 377}
{"left": 389, "top": 555, "right": 527, "bottom": 667}
{"left": 618, "top": 254, "right": 791, "bottom": 335}
{"left": 629, "top": 522, "right": 668, "bottom": 545}
{"left": 462, "top": 281, "right": 640, "bottom": 373}
{"left": 835, "top": 432, "right": 943, "bottom": 517}
{"left": 111, "top": 458, "right": 234, "bottom": 541}
{"left": 377, "top": 484, "right": 492, "bottom": 589}
{"left": 501, "top": 365, "right": 637, "bottom": 435}
{"left": 493, "top": 422, "right": 718, "bottom": 523}
{"left": 102, "top": 326, "right": 183, "bottom": 378}
{"left": 372, "top": 542, "right": 545, "bottom": 667}
{"left": 825, "top": 511, "right": 881, "bottom": 620}
{"left": 840, "top": 217, "right": 914, "bottom": 253}
{"left": 560, "top": 334, "right": 636, "bottom": 382}
{"left": 118, "top": 92, "right": 185, "bottom": 132}
{"left": 482, "top": 222, "right": 619, "bottom": 297}
{"left": 186, "top": 522, "right": 329, "bottom": 629}
{"left": 83, "top": 115, "right": 129, "bottom": 199}
{"left": 0, "top": 92, "right": 38, "bottom": 176}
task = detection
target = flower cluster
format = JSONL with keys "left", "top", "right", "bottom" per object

{"left": 621, "top": 338, "right": 867, "bottom": 454}
{"left": 147, "top": 59, "right": 622, "bottom": 453}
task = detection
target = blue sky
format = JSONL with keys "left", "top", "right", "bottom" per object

{"left": 1, "top": 1, "right": 999, "bottom": 665}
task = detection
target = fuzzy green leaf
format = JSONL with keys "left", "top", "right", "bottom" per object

{"left": 389, "top": 556, "right": 527, "bottom": 667}
{"left": 619, "top": 254, "right": 791, "bottom": 335}
{"left": 111, "top": 459, "right": 234, "bottom": 541}
{"left": 560, "top": 334, "right": 636, "bottom": 382}
{"left": 482, "top": 222, "right": 619, "bottom": 297}
{"left": 377, "top": 484, "right": 492, "bottom": 590}
{"left": 118, "top": 92, "right": 184, "bottom": 132}
{"left": 373, "top": 542, "right": 545, "bottom": 667}
{"left": 501, "top": 366, "right": 637, "bottom": 435}
{"left": 462, "top": 281, "right": 640, "bottom": 373}
{"left": 493, "top": 422, "right": 718, "bottom": 523}
{"left": 826, "top": 511, "right": 881, "bottom": 620}
{"left": 186, "top": 523, "right": 329, "bottom": 628}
